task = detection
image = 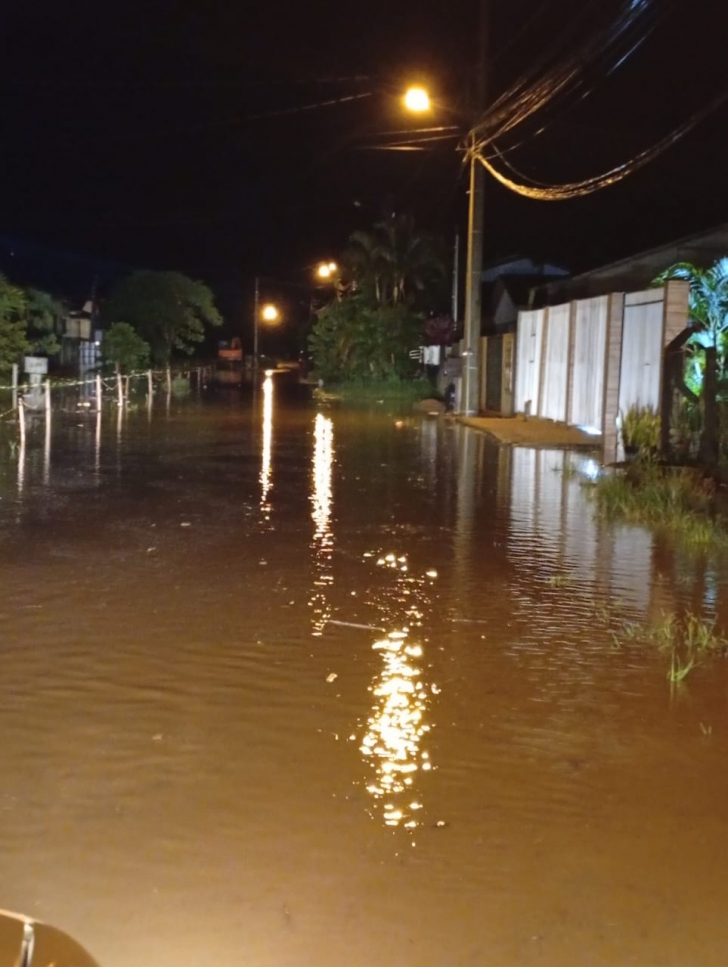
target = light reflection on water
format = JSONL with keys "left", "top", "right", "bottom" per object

{"left": 259, "top": 374, "right": 273, "bottom": 518}
{"left": 360, "top": 628, "right": 432, "bottom": 828}
{"left": 310, "top": 412, "right": 334, "bottom": 635}
{"left": 3, "top": 402, "right": 728, "bottom": 967}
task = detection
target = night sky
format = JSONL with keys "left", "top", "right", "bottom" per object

{"left": 2, "top": 0, "right": 728, "bottom": 304}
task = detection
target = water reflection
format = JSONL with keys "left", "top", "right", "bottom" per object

{"left": 310, "top": 413, "right": 334, "bottom": 635}
{"left": 43, "top": 413, "right": 51, "bottom": 486}
{"left": 259, "top": 374, "right": 273, "bottom": 519}
{"left": 360, "top": 628, "right": 432, "bottom": 829}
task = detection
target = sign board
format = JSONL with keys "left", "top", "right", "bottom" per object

{"left": 24, "top": 356, "right": 48, "bottom": 376}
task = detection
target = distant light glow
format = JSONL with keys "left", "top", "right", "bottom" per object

{"left": 261, "top": 304, "right": 279, "bottom": 322}
{"left": 404, "top": 87, "right": 431, "bottom": 112}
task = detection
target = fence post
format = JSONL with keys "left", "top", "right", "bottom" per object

{"left": 117, "top": 370, "right": 124, "bottom": 408}
{"left": 18, "top": 399, "right": 26, "bottom": 447}
{"left": 96, "top": 374, "right": 102, "bottom": 412}
{"left": 147, "top": 369, "right": 153, "bottom": 398}
{"left": 45, "top": 378, "right": 51, "bottom": 420}
{"left": 166, "top": 366, "right": 172, "bottom": 394}
{"left": 11, "top": 363, "right": 18, "bottom": 410}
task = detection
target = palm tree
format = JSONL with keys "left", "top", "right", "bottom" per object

{"left": 655, "top": 259, "right": 728, "bottom": 464}
{"left": 344, "top": 214, "right": 444, "bottom": 307}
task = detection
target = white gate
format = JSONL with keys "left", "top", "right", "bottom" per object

{"left": 569, "top": 296, "right": 608, "bottom": 432}
{"left": 540, "top": 303, "right": 570, "bottom": 422}
{"left": 618, "top": 292, "right": 664, "bottom": 415}
{"left": 514, "top": 309, "right": 544, "bottom": 414}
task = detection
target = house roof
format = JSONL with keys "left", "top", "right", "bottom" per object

{"left": 533, "top": 220, "right": 728, "bottom": 305}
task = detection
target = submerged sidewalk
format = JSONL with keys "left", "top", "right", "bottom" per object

{"left": 456, "top": 414, "right": 599, "bottom": 449}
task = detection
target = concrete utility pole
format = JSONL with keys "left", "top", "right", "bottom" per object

{"left": 461, "top": 0, "right": 489, "bottom": 416}
{"left": 253, "top": 276, "right": 260, "bottom": 370}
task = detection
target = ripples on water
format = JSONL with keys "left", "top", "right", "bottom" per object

{"left": 1, "top": 385, "right": 728, "bottom": 967}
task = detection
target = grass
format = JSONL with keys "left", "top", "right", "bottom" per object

{"left": 609, "top": 611, "right": 728, "bottom": 683}
{"left": 316, "top": 376, "right": 434, "bottom": 402}
{"left": 586, "top": 458, "right": 728, "bottom": 549}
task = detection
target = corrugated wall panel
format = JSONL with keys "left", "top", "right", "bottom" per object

{"left": 569, "top": 296, "right": 608, "bottom": 431}
{"left": 514, "top": 309, "right": 544, "bottom": 414}
{"left": 540, "top": 303, "right": 570, "bottom": 422}
{"left": 618, "top": 300, "right": 664, "bottom": 415}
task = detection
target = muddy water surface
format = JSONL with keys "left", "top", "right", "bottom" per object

{"left": 1, "top": 378, "right": 728, "bottom": 967}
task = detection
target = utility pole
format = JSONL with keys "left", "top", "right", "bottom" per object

{"left": 451, "top": 232, "right": 460, "bottom": 324}
{"left": 461, "top": 0, "right": 489, "bottom": 415}
{"left": 253, "top": 275, "right": 260, "bottom": 370}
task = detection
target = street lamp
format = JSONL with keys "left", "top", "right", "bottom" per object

{"left": 253, "top": 275, "right": 281, "bottom": 369}
{"left": 316, "top": 261, "right": 338, "bottom": 281}
{"left": 402, "top": 82, "right": 483, "bottom": 416}
{"left": 404, "top": 87, "right": 431, "bottom": 113}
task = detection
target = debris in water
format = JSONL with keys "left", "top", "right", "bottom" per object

{"left": 180, "top": 521, "right": 192, "bottom": 527}
{"left": 326, "top": 672, "right": 338, "bottom": 683}
{"left": 328, "top": 619, "right": 385, "bottom": 632}
{"left": 425, "top": 569, "right": 438, "bottom": 578}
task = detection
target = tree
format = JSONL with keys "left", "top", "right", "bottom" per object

{"left": 104, "top": 271, "right": 222, "bottom": 365}
{"left": 654, "top": 260, "right": 728, "bottom": 464}
{"left": 25, "top": 287, "right": 62, "bottom": 356}
{"left": 0, "top": 273, "right": 30, "bottom": 371}
{"left": 103, "top": 322, "right": 151, "bottom": 374}
{"left": 344, "top": 214, "right": 445, "bottom": 308}
{"left": 309, "top": 294, "right": 421, "bottom": 381}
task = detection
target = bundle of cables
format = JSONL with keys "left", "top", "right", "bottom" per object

{"left": 467, "top": 0, "right": 728, "bottom": 200}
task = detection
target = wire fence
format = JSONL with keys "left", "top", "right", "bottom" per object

{"left": 0, "top": 365, "right": 215, "bottom": 425}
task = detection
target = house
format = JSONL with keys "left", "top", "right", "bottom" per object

{"left": 532, "top": 222, "right": 728, "bottom": 306}
{"left": 478, "top": 257, "right": 569, "bottom": 413}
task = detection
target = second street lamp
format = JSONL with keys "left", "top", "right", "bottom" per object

{"left": 253, "top": 275, "right": 281, "bottom": 370}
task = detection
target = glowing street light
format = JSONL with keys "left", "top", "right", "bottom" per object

{"left": 261, "top": 303, "right": 279, "bottom": 322}
{"left": 404, "top": 86, "right": 431, "bottom": 113}
{"left": 316, "top": 261, "right": 338, "bottom": 281}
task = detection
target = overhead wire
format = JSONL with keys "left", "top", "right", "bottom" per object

{"left": 471, "top": 88, "right": 728, "bottom": 200}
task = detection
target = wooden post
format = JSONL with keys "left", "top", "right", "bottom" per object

{"left": 601, "top": 292, "right": 626, "bottom": 465}
{"left": 147, "top": 369, "right": 153, "bottom": 399}
{"left": 125, "top": 374, "right": 130, "bottom": 403}
{"left": 564, "top": 301, "right": 577, "bottom": 426}
{"left": 166, "top": 366, "right": 172, "bottom": 394}
{"left": 45, "top": 378, "right": 51, "bottom": 419}
{"left": 116, "top": 369, "right": 124, "bottom": 407}
{"left": 96, "top": 374, "right": 102, "bottom": 412}
{"left": 11, "top": 363, "right": 18, "bottom": 410}
{"left": 537, "top": 307, "right": 550, "bottom": 417}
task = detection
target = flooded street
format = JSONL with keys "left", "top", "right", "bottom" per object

{"left": 1, "top": 377, "right": 728, "bottom": 967}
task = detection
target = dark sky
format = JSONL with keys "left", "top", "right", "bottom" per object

{"left": 2, "top": 0, "right": 728, "bottom": 301}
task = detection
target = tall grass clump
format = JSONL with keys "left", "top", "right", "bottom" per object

{"left": 587, "top": 457, "right": 728, "bottom": 548}
{"left": 611, "top": 611, "right": 728, "bottom": 683}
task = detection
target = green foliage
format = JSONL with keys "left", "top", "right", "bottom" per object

{"left": 654, "top": 259, "right": 728, "bottom": 348}
{"left": 654, "top": 260, "right": 728, "bottom": 464}
{"left": 104, "top": 270, "right": 222, "bottom": 365}
{"left": 309, "top": 294, "right": 422, "bottom": 382}
{"left": 103, "top": 322, "right": 151, "bottom": 374}
{"left": 344, "top": 214, "right": 445, "bottom": 308}
{"left": 24, "top": 288, "right": 62, "bottom": 356}
{"left": 587, "top": 460, "right": 727, "bottom": 548}
{"left": 0, "top": 273, "right": 30, "bottom": 371}
{"left": 610, "top": 611, "right": 727, "bottom": 684}
{"left": 622, "top": 405, "right": 660, "bottom": 453}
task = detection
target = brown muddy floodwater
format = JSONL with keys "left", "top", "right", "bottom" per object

{"left": 1, "top": 375, "right": 728, "bottom": 967}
